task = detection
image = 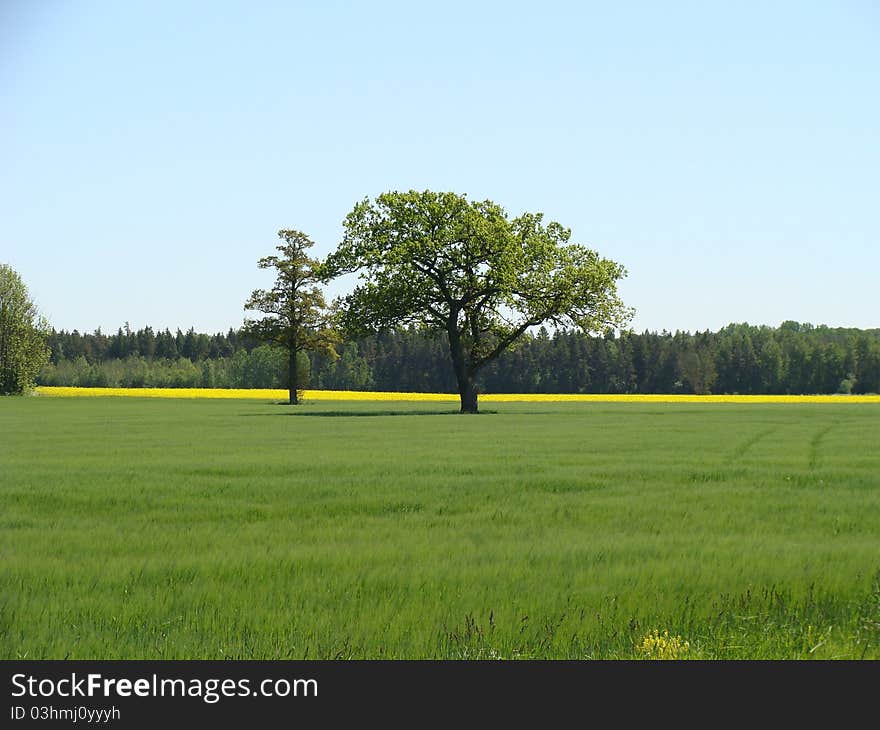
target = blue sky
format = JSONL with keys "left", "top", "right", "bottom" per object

{"left": 2, "top": 1, "right": 878, "bottom": 335}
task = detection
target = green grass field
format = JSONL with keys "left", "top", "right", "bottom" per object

{"left": 2, "top": 396, "right": 879, "bottom": 659}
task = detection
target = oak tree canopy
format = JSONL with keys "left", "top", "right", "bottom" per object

{"left": 323, "top": 190, "right": 632, "bottom": 412}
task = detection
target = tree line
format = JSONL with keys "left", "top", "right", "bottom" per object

{"left": 37, "top": 320, "right": 880, "bottom": 395}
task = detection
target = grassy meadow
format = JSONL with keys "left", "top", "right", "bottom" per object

{"left": 2, "top": 394, "right": 879, "bottom": 659}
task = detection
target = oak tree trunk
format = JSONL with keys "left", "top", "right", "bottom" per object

{"left": 447, "top": 325, "right": 478, "bottom": 413}
{"left": 459, "top": 376, "right": 478, "bottom": 414}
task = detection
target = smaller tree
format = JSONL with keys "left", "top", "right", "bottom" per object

{"left": 243, "top": 230, "right": 338, "bottom": 404}
{"left": 0, "top": 264, "right": 50, "bottom": 395}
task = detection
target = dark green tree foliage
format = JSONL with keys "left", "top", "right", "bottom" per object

{"left": 225, "top": 344, "right": 308, "bottom": 390}
{"left": 37, "top": 322, "right": 880, "bottom": 395}
{"left": 678, "top": 346, "right": 717, "bottom": 394}
{"left": 0, "top": 264, "right": 50, "bottom": 394}
{"left": 854, "top": 336, "right": 880, "bottom": 394}
{"left": 243, "top": 230, "right": 338, "bottom": 404}
{"left": 323, "top": 190, "right": 632, "bottom": 412}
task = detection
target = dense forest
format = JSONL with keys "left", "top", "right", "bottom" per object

{"left": 37, "top": 321, "right": 880, "bottom": 395}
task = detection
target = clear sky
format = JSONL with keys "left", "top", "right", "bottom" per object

{"left": 2, "top": 1, "right": 878, "bottom": 335}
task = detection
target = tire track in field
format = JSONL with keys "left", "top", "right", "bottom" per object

{"left": 808, "top": 423, "right": 835, "bottom": 470}
{"left": 725, "top": 426, "right": 778, "bottom": 464}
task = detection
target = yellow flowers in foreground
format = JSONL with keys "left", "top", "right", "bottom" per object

{"left": 33, "top": 387, "right": 880, "bottom": 402}
{"left": 637, "top": 629, "right": 691, "bottom": 660}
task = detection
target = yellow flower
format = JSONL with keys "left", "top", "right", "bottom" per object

{"left": 637, "top": 629, "right": 690, "bottom": 660}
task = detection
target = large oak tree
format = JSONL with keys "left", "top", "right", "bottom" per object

{"left": 324, "top": 191, "right": 632, "bottom": 412}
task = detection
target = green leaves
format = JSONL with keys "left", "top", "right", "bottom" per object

{"left": 325, "top": 190, "right": 632, "bottom": 375}
{"left": 243, "top": 229, "right": 339, "bottom": 363}
{"left": 0, "top": 264, "right": 50, "bottom": 394}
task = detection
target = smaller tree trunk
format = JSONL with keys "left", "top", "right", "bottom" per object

{"left": 288, "top": 347, "right": 299, "bottom": 405}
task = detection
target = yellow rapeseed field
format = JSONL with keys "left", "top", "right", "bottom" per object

{"left": 34, "top": 387, "right": 880, "bottom": 403}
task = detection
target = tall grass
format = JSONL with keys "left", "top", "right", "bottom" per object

{"left": 1, "top": 398, "right": 878, "bottom": 658}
